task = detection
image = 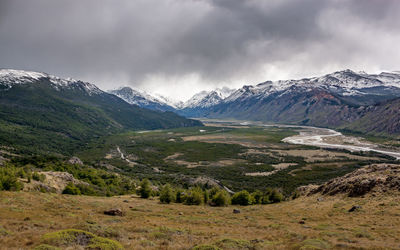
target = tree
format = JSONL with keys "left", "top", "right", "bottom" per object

{"left": 231, "top": 190, "right": 253, "bottom": 206}
{"left": 270, "top": 189, "right": 284, "bottom": 203}
{"left": 175, "top": 188, "right": 185, "bottom": 203}
{"left": 62, "top": 183, "right": 81, "bottom": 195}
{"left": 184, "top": 187, "right": 203, "bottom": 205}
{"left": 139, "top": 179, "right": 152, "bottom": 199}
{"left": 251, "top": 190, "right": 263, "bottom": 204}
{"left": 211, "top": 190, "right": 230, "bottom": 207}
{"left": 159, "top": 184, "right": 175, "bottom": 204}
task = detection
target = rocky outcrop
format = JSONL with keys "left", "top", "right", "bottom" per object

{"left": 23, "top": 171, "right": 89, "bottom": 193}
{"left": 299, "top": 164, "right": 400, "bottom": 197}
{"left": 68, "top": 156, "right": 84, "bottom": 165}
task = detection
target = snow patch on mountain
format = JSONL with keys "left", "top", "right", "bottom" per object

{"left": 224, "top": 70, "right": 400, "bottom": 103}
{"left": 182, "top": 87, "right": 236, "bottom": 109}
{"left": 0, "top": 69, "right": 102, "bottom": 95}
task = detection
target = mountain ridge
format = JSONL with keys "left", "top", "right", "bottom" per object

{"left": 0, "top": 69, "right": 202, "bottom": 154}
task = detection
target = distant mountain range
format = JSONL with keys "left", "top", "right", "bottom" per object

{"left": 0, "top": 69, "right": 202, "bottom": 154}
{"left": 112, "top": 69, "right": 400, "bottom": 136}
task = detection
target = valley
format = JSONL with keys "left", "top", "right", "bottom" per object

{"left": 75, "top": 120, "right": 397, "bottom": 195}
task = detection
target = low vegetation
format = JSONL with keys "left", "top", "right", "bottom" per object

{"left": 0, "top": 191, "right": 399, "bottom": 249}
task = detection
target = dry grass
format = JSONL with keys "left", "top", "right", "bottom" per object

{"left": 1, "top": 191, "right": 400, "bottom": 249}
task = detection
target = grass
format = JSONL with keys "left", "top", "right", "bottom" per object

{"left": 0, "top": 191, "right": 399, "bottom": 249}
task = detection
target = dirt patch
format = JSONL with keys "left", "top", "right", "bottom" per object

{"left": 272, "top": 163, "right": 298, "bottom": 170}
{"left": 182, "top": 134, "right": 267, "bottom": 148}
{"left": 245, "top": 163, "right": 297, "bottom": 177}
{"left": 164, "top": 153, "right": 244, "bottom": 168}
{"left": 272, "top": 149, "right": 376, "bottom": 162}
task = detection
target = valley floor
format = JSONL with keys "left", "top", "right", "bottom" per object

{"left": 1, "top": 191, "right": 399, "bottom": 249}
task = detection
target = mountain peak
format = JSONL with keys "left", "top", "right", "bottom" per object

{"left": 0, "top": 69, "right": 102, "bottom": 95}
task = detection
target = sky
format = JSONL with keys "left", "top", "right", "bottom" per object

{"left": 0, "top": 0, "right": 400, "bottom": 101}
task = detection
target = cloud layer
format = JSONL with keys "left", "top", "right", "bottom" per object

{"left": 1, "top": 0, "right": 399, "bottom": 100}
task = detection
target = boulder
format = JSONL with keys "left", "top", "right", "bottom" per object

{"left": 68, "top": 156, "right": 84, "bottom": 165}
{"left": 104, "top": 208, "right": 124, "bottom": 216}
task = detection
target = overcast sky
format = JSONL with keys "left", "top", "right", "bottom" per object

{"left": 1, "top": 0, "right": 400, "bottom": 101}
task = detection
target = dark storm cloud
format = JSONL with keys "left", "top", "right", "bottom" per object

{"left": 0, "top": 0, "right": 399, "bottom": 100}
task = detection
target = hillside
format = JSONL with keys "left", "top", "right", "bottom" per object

{"left": 0, "top": 189, "right": 399, "bottom": 249}
{"left": 0, "top": 69, "right": 202, "bottom": 154}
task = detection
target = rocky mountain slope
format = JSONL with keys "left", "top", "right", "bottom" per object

{"left": 204, "top": 70, "right": 400, "bottom": 136}
{"left": 0, "top": 69, "right": 202, "bottom": 154}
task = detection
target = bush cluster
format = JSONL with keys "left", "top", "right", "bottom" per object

{"left": 135, "top": 180, "right": 285, "bottom": 207}
{"left": 0, "top": 164, "right": 24, "bottom": 191}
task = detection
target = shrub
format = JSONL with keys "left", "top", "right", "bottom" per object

{"left": 138, "top": 179, "right": 152, "bottom": 199}
{"left": 260, "top": 188, "right": 284, "bottom": 204}
{"left": 208, "top": 187, "right": 220, "bottom": 198}
{"left": 270, "top": 189, "right": 284, "bottom": 203}
{"left": 251, "top": 190, "right": 263, "bottom": 204}
{"left": 175, "top": 188, "right": 185, "bottom": 203}
{"left": 33, "top": 172, "right": 46, "bottom": 182}
{"left": 184, "top": 187, "right": 203, "bottom": 205}
{"left": 40, "top": 229, "right": 123, "bottom": 249}
{"left": 203, "top": 190, "right": 209, "bottom": 204}
{"left": 159, "top": 184, "right": 175, "bottom": 204}
{"left": 231, "top": 190, "right": 253, "bottom": 206}
{"left": 211, "top": 190, "right": 230, "bottom": 207}
{"left": 0, "top": 166, "right": 24, "bottom": 191}
{"left": 62, "top": 183, "right": 81, "bottom": 195}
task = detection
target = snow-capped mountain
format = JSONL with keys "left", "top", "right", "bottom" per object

{"left": 109, "top": 86, "right": 236, "bottom": 113}
{"left": 225, "top": 70, "right": 400, "bottom": 104}
{"left": 0, "top": 69, "right": 102, "bottom": 96}
{"left": 108, "top": 87, "right": 177, "bottom": 112}
{"left": 202, "top": 69, "right": 400, "bottom": 135}
{"left": 182, "top": 87, "right": 236, "bottom": 109}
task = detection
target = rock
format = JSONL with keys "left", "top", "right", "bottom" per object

{"left": 104, "top": 208, "right": 124, "bottom": 216}
{"left": 123, "top": 200, "right": 129, "bottom": 203}
{"left": 179, "top": 212, "right": 184, "bottom": 215}
{"left": 301, "top": 164, "right": 400, "bottom": 197}
{"left": 68, "top": 156, "right": 83, "bottom": 165}
{"left": 233, "top": 209, "right": 241, "bottom": 214}
{"left": 317, "top": 197, "right": 324, "bottom": 202}
{"left": 299, "top": 220, "right": 306, "bottom": 224}
{"left": 348, "top": 205, "right": 362, "bottom": 212}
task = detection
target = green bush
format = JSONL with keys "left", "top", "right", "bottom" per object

{"left": 62, "top": 183, "right": 81, "bottom": 195}
{"left": 251, "top": 190, "right": 263, "bottom": 204}
{"left": 184, "top": 187, "right": 203, "bottom": 205}
{"left": 0, "top": 165, "right": 24, "bottom": 191}
{"left": 231, "top": 190, "right": 253, "bottom": 206}
{"left": 40, "top": 229, "right": 123, "bottom": 249}
{"left": 270, "top": 189, "right": 284, "bottom": 203}
{"left": 33, "top": 172, "right": 46, "bottom": 182}
{"left": 260, "top": 188, "right": 284, "bottom": 204}
{"left": 175, "top": 189, "right": 185, "bottom": 203}
{"left": 203, "top": 190, "right": 209, "bottom": 204}
{"left": 211, "top": 190, "right": 230, "bottom": 207}
{"left": 159, "top": 184, "right": 175, "bottom": 204}
{"left": 138, "top": 179, "right": 152, "bottom": 198}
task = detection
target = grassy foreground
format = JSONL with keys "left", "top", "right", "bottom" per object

{"left": 0, "top": 191, "right": 399, "bottom": 249}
